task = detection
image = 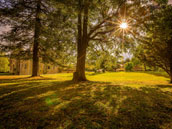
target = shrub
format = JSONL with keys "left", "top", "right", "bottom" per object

{"left": 125, "top": 62, "right": 133, "bottom": 72}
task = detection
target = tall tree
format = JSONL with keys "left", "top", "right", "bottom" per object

{"left": 72, "top": 0, "right": 127, "bottom": 82}
{"left": 72, "top": 0, "right": 152, "bottom": 82}
{"left": 32, "top": 0, "right": 41, "bottom": 76}
{"left": 73, "top": 0, "right": 88, "bottom": 81}
{"left": 0, "top": 0, "right": 71, "bottom": 76}
{"left": 0, "top": 0, "right": 47, "bottom": 76}
{"left": 137, "top": 5, "right": 172, "bottom": 83}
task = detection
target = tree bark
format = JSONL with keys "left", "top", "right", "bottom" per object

{"left": 170, "top": 50, "right": 172, "bottom": 84}
{"left": 17, "top": 59, "right": 20, "bottom": 75}
{"left": 32, "top": 0, "right": 41, "bottom": 77}
{"left": 73, "top": 46, "right": 87, "bottom": 82}
{"left": 143, "top": 63, "right": 147, "bottom": 71}
{"left": 73, "top": 0, "right": 89, "bottom": 82}
{"left": 168, "top": 40, "right": 172, "bottom": 83}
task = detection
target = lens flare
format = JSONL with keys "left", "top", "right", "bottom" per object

{"left": 120, "top": 22, "right": 128, "bottom": 29}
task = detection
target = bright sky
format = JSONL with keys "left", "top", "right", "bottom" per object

{"left": 169, "top": 0, "right": 172, "bottom": 4}
{"left": 0, "top": 26, "right": 9, "bottom": 35}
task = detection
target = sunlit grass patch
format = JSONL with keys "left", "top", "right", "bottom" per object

{"left": 87, "top": 72, "right": 170, "bottom": 86}
{"left": 0, "top": 75, "right": 29, "bottom": 80}
{"left": 43, "top": 73, "right": 73, "bottom": 81}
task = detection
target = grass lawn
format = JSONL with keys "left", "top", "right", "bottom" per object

{"left": 0, "top": 72, "right": 172, "bottom": 129}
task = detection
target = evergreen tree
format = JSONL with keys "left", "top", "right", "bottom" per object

{"left": 0, "top": 0, "right": 68, "bottom": 76}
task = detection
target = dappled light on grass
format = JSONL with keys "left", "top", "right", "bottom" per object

{"left": 0, "top": 72, "right": 172, "bottom": 128}
{"left": 25, "top": 91, "right": 56, "bottom": 100}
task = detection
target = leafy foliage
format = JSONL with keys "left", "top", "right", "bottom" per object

{"left": 125, "top": 62, "right": 133, "bottom": 71}
{"left": 136, "top": 5, "right": 172, "bottom": 81}
{"left": 0, "top": 0, "right": 74, "bottom": 66}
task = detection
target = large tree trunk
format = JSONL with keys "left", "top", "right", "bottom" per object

{"left": 32, "top": 0, "right": 41, "bottom": 77}
{"left": 73, "top": 46, "right": 87, "bottom": 82}
{"left": 73, "top": 0, "right": 89, "bottom": 82}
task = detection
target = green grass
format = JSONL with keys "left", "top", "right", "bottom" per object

{"left": 0, "top": 72, "right": 172, "bottom": 129}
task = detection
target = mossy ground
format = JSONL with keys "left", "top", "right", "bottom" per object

{"left": 0, "top": 72, "right": 172, "bottom": 129}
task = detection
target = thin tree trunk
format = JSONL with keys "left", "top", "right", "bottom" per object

{"left": 73, "top": 0, "right": 89, "bottom": 82}
{"left": 143, "top": 63, "right": 147, "bottom": 71}
{"left": 18, "top": 59, "right": 20, "bottom": 75}
{"left": 170, "top": 53, "right": 172, "bottom": 83}
{"left": 168, "top": 40, "right": 172, "bottom": 83}
{"left": 170, "top": 72, "right": 172, "bottom": 84}
{"left": 32, "top": 0, "right": 41, "bottom": 77}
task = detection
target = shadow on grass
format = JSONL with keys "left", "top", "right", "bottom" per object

{"left": 0, "top": 76, "right": 55, "bottom": 84}
{"left": 0, "top": 79, "right": 172, "bottom": 129}
{"left": 0, "top": 73, "right": 13, "bottom": 76}
{"left": 156, "top": 85, "right": 172, "bottom": 89}
{"left": 89, "top": 72, "right": 105, "bottom": 76}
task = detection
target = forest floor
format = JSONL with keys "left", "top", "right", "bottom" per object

{"left": 0, "top": 72, "right": 172, "bottom": 129}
